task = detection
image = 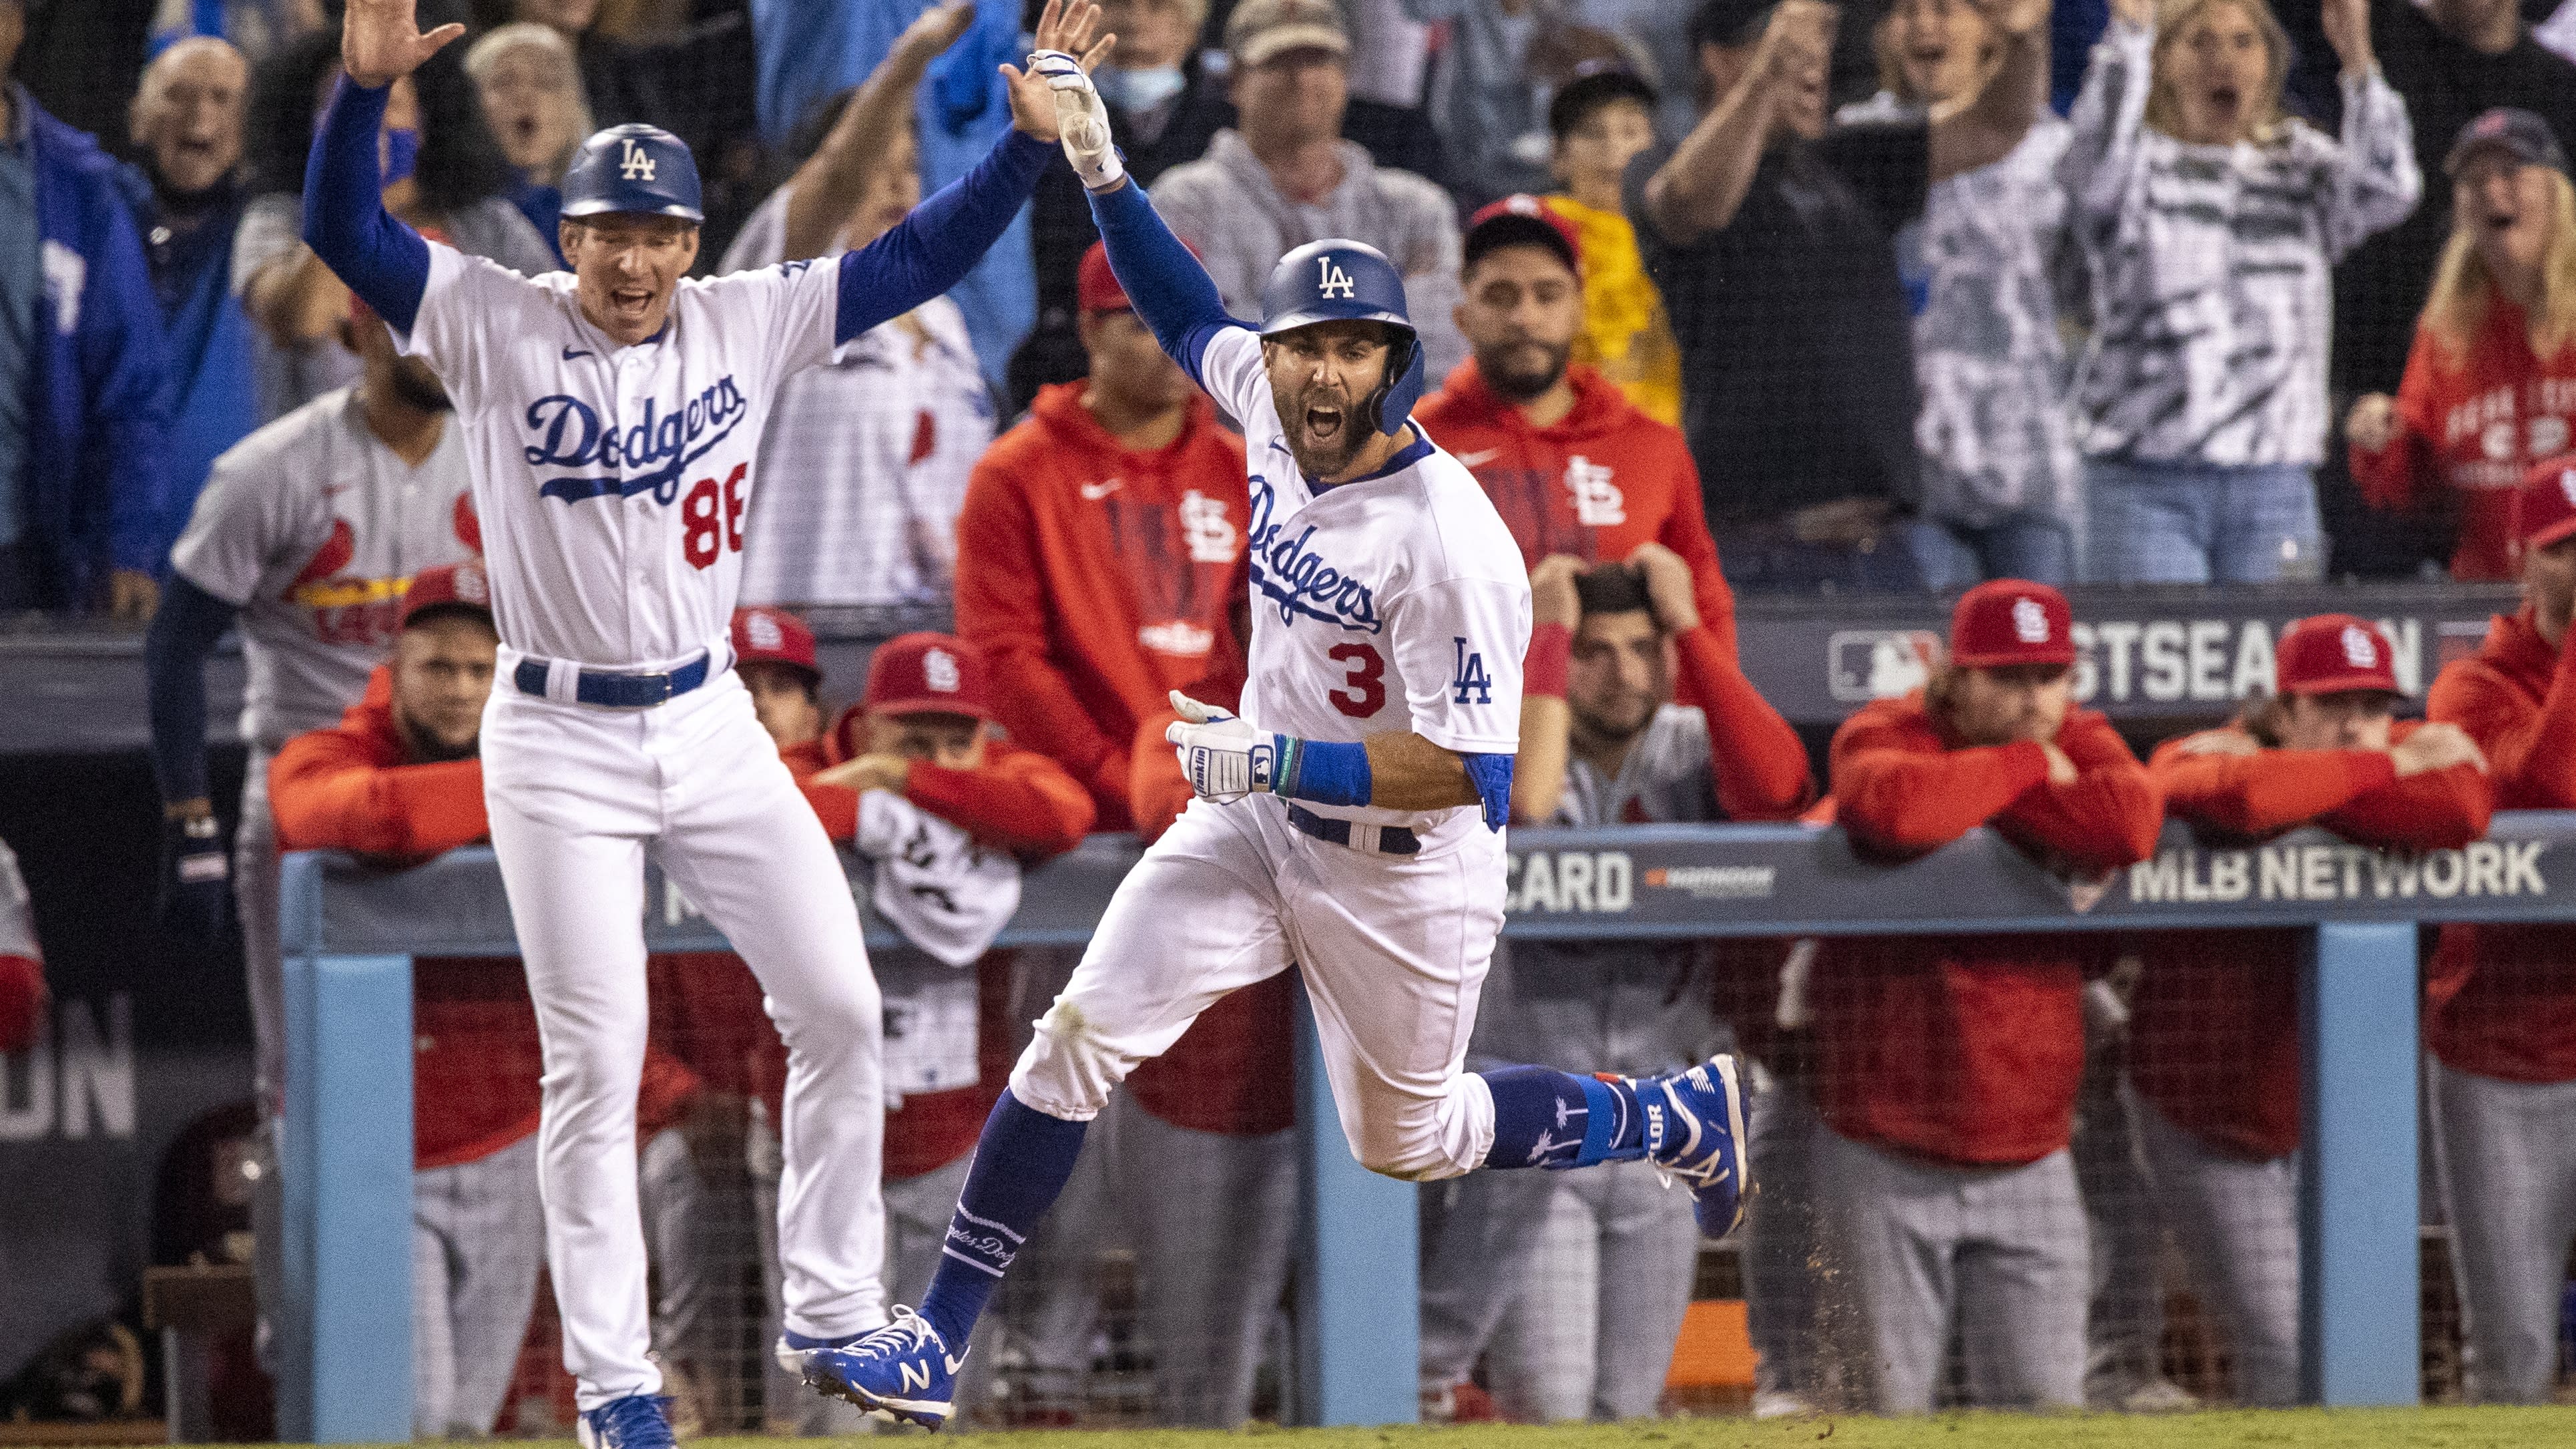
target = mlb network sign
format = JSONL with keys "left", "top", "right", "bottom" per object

{"left": 2129, "top": 839, "right": 2550, "bottom": 905}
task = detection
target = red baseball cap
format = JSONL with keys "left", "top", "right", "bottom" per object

{"left": 1947, "top": 580, "right": 2075, "bottom": 668}
{"left": 730, "top": 606, "right": 819, "bottom": 680}
{"left": 2512, "top": 453, "right": 2576, "bottom": 554}
{"left": 1078, "top": 242, "right": 1129, "bottom": 315}
{"left": 862, "top": 632, "right": 994, "bottom": 721}
{"left": 1464, "top": 194, "right": 1581, "bottom": 273}
{"left": 2274, "top": 614, "right": 2400, "bottom": 696}
{"left": 400, "top": 561, "right": 493, "bottom": 630}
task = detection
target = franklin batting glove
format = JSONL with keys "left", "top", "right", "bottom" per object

{"left": 1166, "top": 690, "right": 1274, "bottom": 804}
{"left": 1029, "top": 48, "right": 1123, "bottom": 191}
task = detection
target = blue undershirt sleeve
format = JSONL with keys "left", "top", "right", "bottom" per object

{"left": 300, "top": 76, "right": 431, "bottom": 333}
{"left": 834, "top": 130, "right": 1055, "bottom": 343}
{"left": 145, "top": 575, "right": 242, "bottom": 806}
{"left": 1083, "top": 176, "right": 1236, "bottom": 385}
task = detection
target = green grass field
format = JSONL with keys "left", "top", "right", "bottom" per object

{"left": 643, "top": 1410, "right": 2576, "bottom": 1448}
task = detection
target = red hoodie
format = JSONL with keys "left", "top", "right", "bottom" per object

{"left": 2428, "top": 608, "right": 2576, "bottom": 1082}
{"left": 270, "top": 670, "right": 543, "bottom": 1171}
{"left": 2135, "top": 724, "right": 2491, "bottom": 1158}
{"left": 1416, "top": 360, "right": 1736, "bottom": 653}
{"left": 1816, "top": 696, "right": 2163, "bottom": 1165}
{"left": 955, "top": 382, "right": 1249, "bottom": 833}
{"left": 953, "top": 382, "right": 1294, "bottom": 1138}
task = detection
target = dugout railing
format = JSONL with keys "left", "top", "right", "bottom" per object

{"left": 272, "top": 815, "right": 2576, "bottom": 1441}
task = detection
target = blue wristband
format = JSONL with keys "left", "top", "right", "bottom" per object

{"left": 1273, "top": 735, "right": 1372, "bottom": 808}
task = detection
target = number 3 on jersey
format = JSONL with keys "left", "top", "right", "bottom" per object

{"left": 682, "top": 462, "right": 749, "bottom": 569}
{"left": 1327, "top": 642, "right": 1384, "bottom": 718}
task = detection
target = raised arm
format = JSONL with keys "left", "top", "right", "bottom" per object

{"left": 832, "top": 0, "right": 1113, "bottom": 343}
{"left": 2057, "top": 2, "right": 2153, "bottom": 234}
{"left": 302, "top": 1, "right": 457, "bottom": 329}
{"left": 1635, "top": 543, "right": 1813, "bottom": 821}
{"left": 2316, "top": 0, "right": 2419, "bottom": 263}
{"left": 780, "top": 4, "right": 978, "bottom": 264}
{"left": 1642, "top": 0, "right": 1833, "bottom": 244}
{"left": 1929, "top": 0, "right": 2051, "bottom": 184}
{"left": 1083, "top": 177, "right": 1240, "bottom": 383}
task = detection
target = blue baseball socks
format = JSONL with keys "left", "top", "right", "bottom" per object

{"left": 1480, "top": 1065, "right": 1646, "bottom": 1170}
{"left": 915, "top": 1090, "right": 1090, "bottom": 1351}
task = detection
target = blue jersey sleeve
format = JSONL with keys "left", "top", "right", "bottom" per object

{"left": 1084, "top": 176, "right": 1239, "bottom": 385}
{"left": 300, "top": 77, "right": 431, "bottom": 333}
{"left": 834, "top": 130, "right": 1053, "bottom": 344}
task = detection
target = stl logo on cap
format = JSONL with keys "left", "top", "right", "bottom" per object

{"left": 2012, "top": 597, "right": 2051, "bottom": 644}
{"left": 923, "top": 648, "right": 962, "bottom": 694}
{"left": 455, "top": 561, "right": 489, "bottom": 606}
{"left": 2342, "top": 624, "right": 2376, "bottom": 669}
{"left": 746, "top": 611, "right": 784, "bottom": 652}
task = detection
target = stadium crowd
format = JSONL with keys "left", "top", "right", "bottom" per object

{"left": 8, "top": 0, "right": 2576, "bottom": 1433}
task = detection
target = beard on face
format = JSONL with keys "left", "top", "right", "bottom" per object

{"left": 389, "top": 357, "right": 453, "bottom": 413}
{"left": 397, "top": 709, "right": 480, "bottom": 764}
{"left": 1480, "top": 339, "right": 1571, "bottom": 403}
{"left": 1570, "top": 691, "right": 1655, "bottom": 745}
{"left": 1276, "top": 374, "right": 1374, "bottom": 479}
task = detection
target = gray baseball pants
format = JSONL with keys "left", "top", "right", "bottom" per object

{"left": 2429, "top": 1058, "right": 2576, "bottom": 1404}
{"left": 1480, "top": 1161, "right": 1700, "bottom": 1421}
{"left": 1816, "top": 1130, "right": 2089, "bottom": 1412}
{"left": 413, "top": 1134, "right": 545, "bottom": 1438}
{"left": 2132, "top": 1095, "right": 2299, "bottom": 1406}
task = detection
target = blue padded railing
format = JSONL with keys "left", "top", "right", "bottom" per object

{"left": 274, "top": 814, "right": 2576, "bottom": 1439}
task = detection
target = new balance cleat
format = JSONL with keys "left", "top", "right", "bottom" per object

{"left": 802, "top": 1305, "right": 965, "bottom": 1430}
{"left": 1640, "top": 1054, "right": 1749, "bottom": 1236}
{"left": 575, "top": 1394, "right": 676, "bottom": 1449}
{"left": 774, "top": 1326, "right": 864, "bottom": 1376}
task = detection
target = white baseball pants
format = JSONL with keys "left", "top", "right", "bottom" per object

{"left": 1009, "top": 793, "right": 1503, "bottom": 1181}
{"left": 483, "top": 670, "right": 884, "bottom": 1410}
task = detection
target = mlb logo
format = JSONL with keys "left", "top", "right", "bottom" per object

{"left": 923, "top": 648, "right": 961, "bottom": 693}
{"left": 2011, "top": 597, "right": 2050, "bottom": 644}
{"left": 2341, "top": 624, "right": 2376, "bottom": 668}
{"left": 1827, "top": 630, "right": 1937, "bottom": 702}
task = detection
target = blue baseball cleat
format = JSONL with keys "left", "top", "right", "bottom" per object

{"left": 802, "top": 1306, "right": 964, "bottom": 1430}
{"left": 575, "top": 1394, "right": 676, "bottom": 1449}
{"left": 1639, "top": 1054, "right": 1750, "bottom": 1236}
{"left": 774, "top": 1325, "right": 865, "bottom": 1376}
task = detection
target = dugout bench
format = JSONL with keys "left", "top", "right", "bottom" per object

{"left": 274, "top": 814, "right": 2576, "bottom": 1440}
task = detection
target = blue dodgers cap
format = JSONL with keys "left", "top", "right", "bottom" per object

{"left": 559, "top": 123, "right": 704, "bottom": 222}
{"left": 1258, "top": 240, "right": 1425, "bottom": 436}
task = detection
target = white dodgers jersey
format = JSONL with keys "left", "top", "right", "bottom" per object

{"left": 399, "top": 242, "right": 843, "bottom": 669}
{"left": 1197, "top": 327, "right": 1531, "bottom": 851}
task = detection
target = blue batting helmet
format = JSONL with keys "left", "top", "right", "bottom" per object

{"left": 559, "top": 124, "right": 704, "bottom": 223}
{"left": 1258, "top": 239, "right": 1425, "bottom": 437}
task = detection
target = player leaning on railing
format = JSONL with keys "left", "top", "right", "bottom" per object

{"left": 2133, "top": 614, "right": 2490, "bottom": 1407}
{"left": 797, "top": 47, "right": 1752, "bottom": 1433}
{"left": 298, "top": 4, "right": 1112, "bottom": 1446}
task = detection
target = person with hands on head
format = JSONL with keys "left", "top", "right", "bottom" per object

{"left": 1421, "top": 547, "right": 1809, "bottom": 1422}
{"left": 2422, "top": 455, "right": 2576, "bottom": 1403}
{"left": 2131, "top": 614, "right": 2489, "bottom": 1408}
{"left": 803, "top": 46, "right": 1754, "bottom": 1431}
{"left": 1633, "top": 0, "right": 2053, "bottom": 592}
{"left": 1417, "top": 197, "right": 1743, "bottom": 660}
{"left": 2060, "top": 0, "right": 2417, "bottom": 585}
{"left": 299, "top": 4, "right": 1116, "bottom": 1444}
{"left": 2348, "top": 109, "right": 2576, "bottom": 581}
{"left": 1814, "top": 580, "right": 2163, "bottom": 1413}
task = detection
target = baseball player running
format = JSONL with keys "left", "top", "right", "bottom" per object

{"left": 300, "top": 5, "right": 1111, "bottom": 1445}
{"left": 803, "top": 57, "right": 1748, "bottom": 1432}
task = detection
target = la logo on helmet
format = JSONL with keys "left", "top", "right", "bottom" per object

{"left": 2341, "top": 625, "right": 2376, "bottom": 668}
{"left": 1317, "top": 257, "right": 1356, "bottom": 299}
{"left": 619, "top": 139, "right": 656, "bottom": 182}
{"left": 2011, "top": 597, "right": 2049, "bottom": 644}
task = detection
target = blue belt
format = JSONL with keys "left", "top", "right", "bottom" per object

{"left": 513, "top": 652, "right": 712, "bottom": 708}
{"left": 1285, "top": 803, "right": 1419, "bottom": 857}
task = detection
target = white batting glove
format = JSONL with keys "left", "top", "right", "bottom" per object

{"left": 1029, "top": 48, "right": 1124, "bottom": 191}
{"left": 1166, "top": 690, "right": 1274, "bottom": 804}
